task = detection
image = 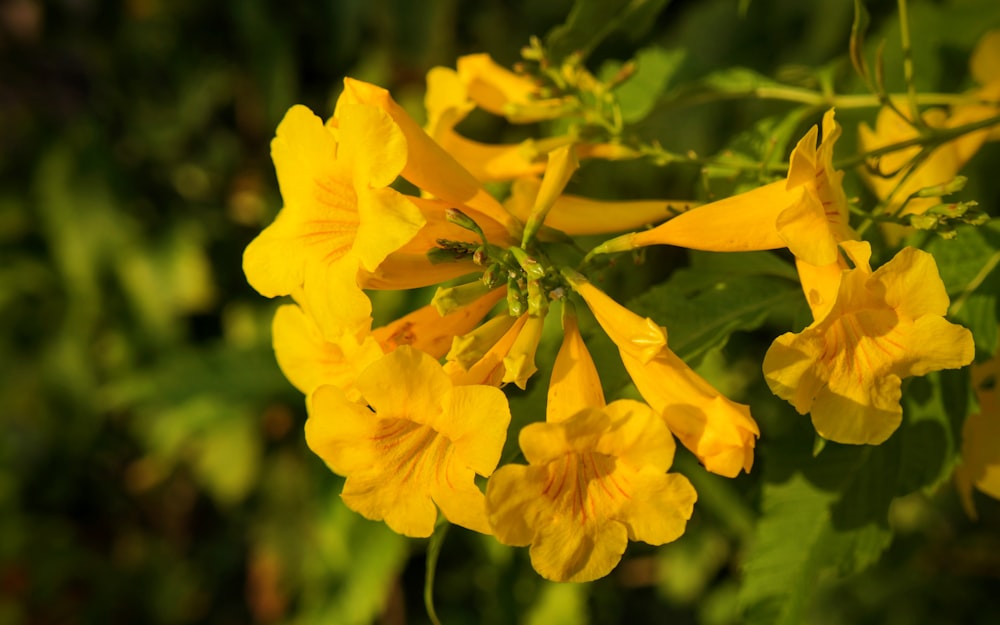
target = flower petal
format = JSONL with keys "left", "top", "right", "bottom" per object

{"left": 569, "top": 275, "right": 668, "bottom": 364}
{"left": 430, "top": 460, "right": 492, "bottom": 534}
{"left": 354, "top": 186, "right": 426, "bottom": 272}
{"left": 629, "top": 180, "right": 791, "bottom": 251}
{"left": 896, "top": 315, "right": 974, "bottom": 378}
{"left": 547, "top": 305, "right": 606, "bottom": 423}
{"left": 305, "top": 384, "right": 378, "bottom": 476}
{"left": 875, "top": 246, "right": 950, "bottom": 318}
{"left": 596, "top": 400, "right": 674, "bottom": 472}
{"left": 809, "top": 373, "right": 903, "bottom": 445}
{"left": 372, "top": 288, "right": 505, "bottom": 359}
{"left": 355, "top": 346, "right": 451, "bottom": 424}
{"left": 340, "top": 77, "right": 516, "bottom": 231}
{"left": 485, "top": 464, "right": 545, "bottom": 546}
{"left": 337, "top": 101, "right": 407, "bottom": 189}
{"left": 506, "top": 177, "right": 694, "bottom": 236}
{"left": 528, "top": 516, "right": 628, "bottom": 583}
{"left": 618, "top": 469, "right": 696, "bottom": 544}
{"left": 272, "top": 303, "right": 384, "bottom": 398}
{"left": 622, "top": 350, "right": 758, "bottom": 476}
{"left": 437, "top": 385, "right": 511, "bottom": 477}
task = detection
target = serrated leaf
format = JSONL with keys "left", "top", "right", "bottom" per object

{"left": 924, "top": 223, "right": 1000, "bottom": 358}
{"left": 546, "top": 0, "right": 673, "bottom": 62}
{"left": 739, "top": 433, "right": 898, "bottom": 625}
{"left": 629, "top": 254, "right": 800, "bottom": 363}
{"left": 897, "top": 370, "right": 971, "bottom": 494}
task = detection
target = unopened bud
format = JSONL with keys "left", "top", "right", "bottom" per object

{"left": 445, "top": 208, "right": 486, "bottom": 239}
{"left": 509, "top": 246, "right": 546, "bottom": 281}
{"left": 527, "top": 280, "right": 549, "bottom": 316}
{"left": 507, "top": 278, "right": 527, "bottom": 317}
{"left": 916, "top": 176, "right": 968, "bottom": 198}
{"left": 432, "top": 280, "right": 493, "bottom": 316}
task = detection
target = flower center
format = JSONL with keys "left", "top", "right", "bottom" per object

{"left": 300, "top": 172, "right": 361, "bottom": 263}
{"left": 370, "top": 418, "right": 451, "bottom": 488}
{"left": 540, "top": 452, "right": 632, "bottom": 525}
{"left": 821, "top": 309, "right": 905, "bottom": 385}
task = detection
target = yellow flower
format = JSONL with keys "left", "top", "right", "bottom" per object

{"left": 456, "top": 53, "right": 570, "bottom": 123}
{"left": 424, "top": 66, "right": 548, "bottom": 182}
{"left": 306, "top": 346, "right": 510, "bottom": 537}
{"left": 858, "top": 105, "right": 964, "bottom": 222}
{"left": 546, "top": 303, "right": 606, "bottom": 423}
{"left": 501, "top": 314, "right": 546, "bottom": 390}
{"left": 566, "top": 272, "right": 759, "bottom": 477}
{"left": 591, "top": 110, "right": 857, "bottom": 267}
{"left": 485, "top": 401, "right": 696, "bottom": 582}
{"left": 505, "top": 177, "right": 693, "bottom": 236}
{"left": 339, "top": 77, "right": 518, "bottom": 233}
{"left": 620, "top": 349, "right": 759, "bottom": 477}
{"left": 272, "top": 287, "right": 505, "bottom": 400}
{"left": 955, "top": 351, "right": 1000, "bottom": 518}
{"left": 763, "top": 240, "right": 974, "bottom": 445}
{"left": 242, "top": 100, "right": 426, "bottom": 337}
{"left": 271, "top": 299, "right": 384, "bottom": 400}
{"left": 373, "top": 287, "right": 506, "bottom": 359}
{"left": 445, "top": 313, "right": 530, "bottom": 386}
{"left": 360, "top": 197, "right": 514, "bottom": 290}
{"left": 950, "top": 29, "right": 1000, "bottom": 159}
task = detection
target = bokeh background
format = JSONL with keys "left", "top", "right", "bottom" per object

{"left": 3, "top": 0, "right": 999, "bottom": 624}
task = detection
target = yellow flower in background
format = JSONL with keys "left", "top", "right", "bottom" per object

{"left": 950, "top": 29, "right": 1000, "bottom": 160}
{"left": 424, "top": 65, "right": 548, "bottom": 183}
{"left": 590, "top": 110, "right": 857, "bottom": 267}
{"left": 456, "top": 53, "right": 571, "bottom": 123}
{"left": 764, "top": 240, "right": 974, "bottom": 445}
{"left": 955, "top": 351, "right": 1000, "bottom": 518}
{"left": 485, "top": 400, "right": 696, "bottom": 582}
{"left": 242, "top": 101, "right": 425, "bottom": 337}
{"left": 858, "top": 105, "right": 964, "bottom": 221}
{"left": 565, "top": 272, "right": 759, "bottom": 477}
{"left": 306, "top": 346, "right": 510, "bottom": 537}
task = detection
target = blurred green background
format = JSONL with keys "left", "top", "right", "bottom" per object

{"left": 2, "top": 1, "right": 999, "bottom": 624}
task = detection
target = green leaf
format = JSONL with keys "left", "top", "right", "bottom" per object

{"left": 545, "top": 0, "right": 673, "bottom": 62}
{"left": 606, "top": 46, "right": 686, "bottom": 123}
{"left": 739, "top": 432, "right": 899, "bottom": 625}
{"left": 897, "top": 370, "right": 971, "bottom": 495}
{"left": 923, "top": 223, "right": 1000, "bottom": 358}
{"left": 629, "top": 251, "right": 801, "bottom": 363}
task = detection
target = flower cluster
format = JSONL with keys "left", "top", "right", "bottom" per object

{"left": 243, "top": 36, "right": 989, "bottom": 582}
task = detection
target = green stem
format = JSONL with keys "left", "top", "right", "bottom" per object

{"left": 896, "top": 0, "right": 923, "bottom": 125}
{"left": 424, "top": 521, "right": 450, "bottom": 625}
{"left": 671, "top": 86, "right": 992, "bottom": 111}
{"left": 950, "top": 250, "right": 1000, "bottom": 317}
